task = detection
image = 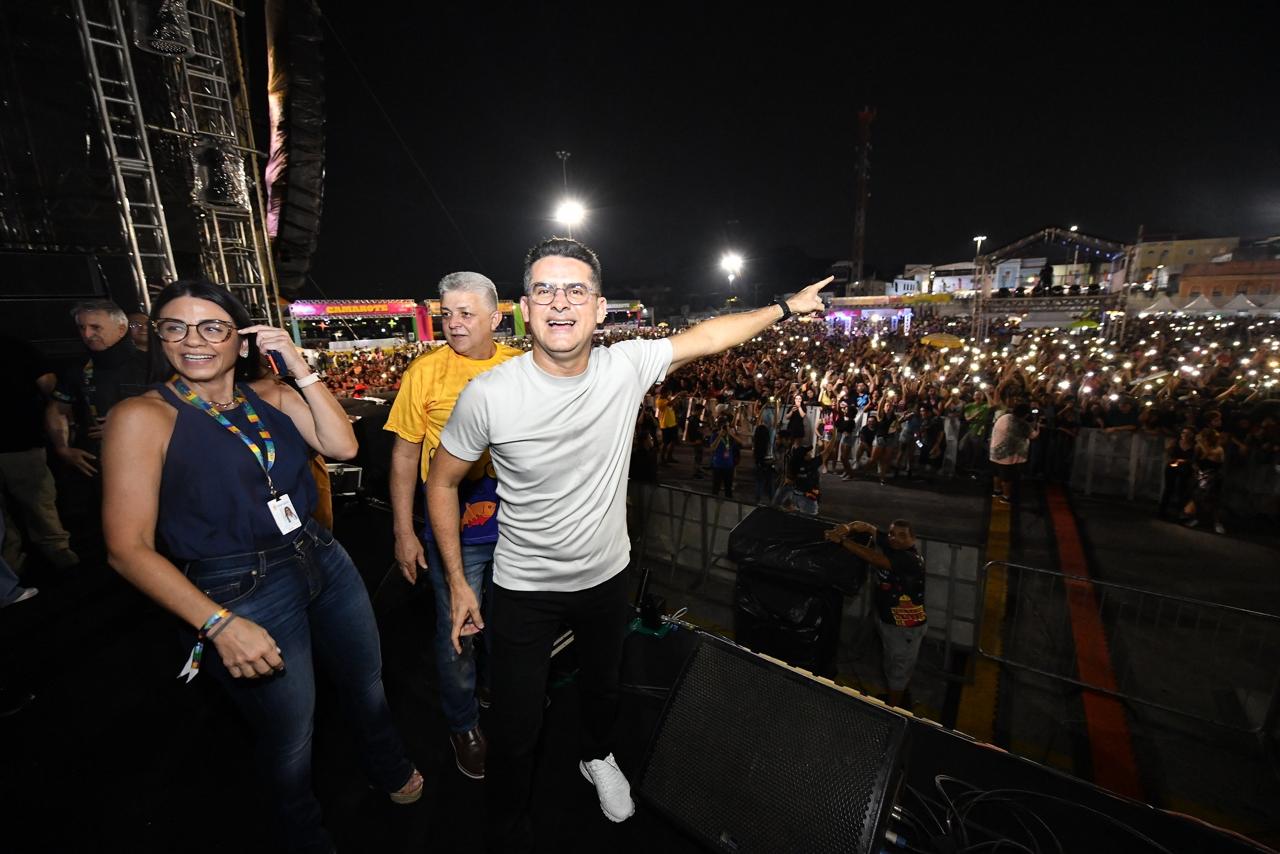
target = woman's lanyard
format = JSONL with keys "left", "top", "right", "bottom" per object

{"left": 172, "top": 377, "right": 278, "bottom": 496}
{"left": 171, "top": 378, "right": 302, "bottom": 684}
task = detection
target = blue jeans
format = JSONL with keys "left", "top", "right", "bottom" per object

{"left": 424, "top": 539, "right": 494, "bottom": 733}
{"left": 793, "top": 492, "right": 819, "bottom": 516}
{"left": 182, "top": 519, "right": 413, "bottom": 854}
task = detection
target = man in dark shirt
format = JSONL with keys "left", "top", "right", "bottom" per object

{"left": 0, "top": 335, "right": 78, "bottom": 570}
{"left": 826, "top": 518, "right": 926, "bottom": 707}
{"left": 49, "top": 300, "right": 150, "bottom": 478}
{"left": 1103, "top": 397, "right": 1139, "bottom": 432}
{"left": 126, "top": 311, "right": 150, "bottom": 352}
{"left": 852, "top": 413, "right": 877, "bottom": 474}
{"left": 788, "top": 445, "right": 821, "bottom": 516}
{"left": 919, "top": 405, "right": 946, "bottom": 478}
{"left": 705, "top": 417, "right": 742, "bottom": 498}
{"left": 751, "top": 416, "right": 773, "bottom": 504}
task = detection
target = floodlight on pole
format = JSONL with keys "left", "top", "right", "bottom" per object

{"left": 720, "top": 252, "right": 743, "bottom": 285}
{"left": 555, "top": 200, "right": 585, "bottom": 238}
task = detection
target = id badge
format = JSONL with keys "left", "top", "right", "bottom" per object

{"left": 268, "top": 493, "right": 303, "bottom": 535}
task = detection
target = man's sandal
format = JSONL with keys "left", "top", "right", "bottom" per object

{"left": 390, "top": 769, "right": 424, "bottom": 804}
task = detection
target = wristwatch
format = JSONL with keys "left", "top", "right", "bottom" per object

{"left": 774, "top": 299, "right": 792, "bottom": 323}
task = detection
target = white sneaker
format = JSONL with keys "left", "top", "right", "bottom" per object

{"left": 579, "top": 753, "right": 635, "bottom": 822}
{"left": 2, "top": 587, "right": 38, "bottom": 608}
{"left": 1213, "top": 523, "right": 1226, "bottom": 535}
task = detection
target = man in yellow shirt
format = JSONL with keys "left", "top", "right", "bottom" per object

{"left": 655, "top": 389, "right": 679, "bottom": 463}
{"left": 384, "top": 272, "right": 521, "bottom": 781}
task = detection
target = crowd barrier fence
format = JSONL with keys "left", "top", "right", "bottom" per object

{"left": 627, "top": 482, "right": 983, "bottom": 681}
{"left": 1068, "top": 427, "right": 1279, "bottom": 517}
{"left": 977, "top": 561, "right": 1280, "bottom": 736}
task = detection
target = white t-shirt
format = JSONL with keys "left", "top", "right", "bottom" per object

{"left": 440, "top": 337, "right": 673, "bottom": 591}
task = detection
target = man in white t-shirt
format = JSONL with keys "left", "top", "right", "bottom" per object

{"left": 428, "top": 237, "right": 828, "bottom": 851}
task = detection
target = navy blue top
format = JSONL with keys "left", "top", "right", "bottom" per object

{"left": 156, "top": 383, "right": 319, "bottom": 561}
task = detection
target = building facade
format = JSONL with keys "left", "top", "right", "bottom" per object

{"left": 1177, "top": 260, "right": 1280, "bottom": 299}
{"left": 1128, "top": 237, "right": 1239, "bottom": 286}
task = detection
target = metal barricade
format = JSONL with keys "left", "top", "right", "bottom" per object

{"left": 627, "top": 483, "right": 983, "bottom": 678}
{"left": 1068, "top": 428, "right": 1280, "bottom": 513}
{"left": 977, "top": 560, "right": 1280, "bottom": 734}
{"left": 1069, "top": 428, "right": 1166, "bottom": 500}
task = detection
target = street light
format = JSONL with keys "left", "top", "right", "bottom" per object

{"left": 553, "top": 151, "right": 581, "bottom": 238}
{"left": 973, "top": 235, "right": 987, "bottom": 292}
{"left": 720, "top": 252, "right": 743, "bottom": 284}
{"left": 1069, "top": 224, "right": 1079, "bottom": 232}
{"left": 555, "top": 200, "right": 585, "bottom": 238}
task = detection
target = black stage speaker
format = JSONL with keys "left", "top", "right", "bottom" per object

{"left": 637, "top": 634, "right": 908, "bottom": 854}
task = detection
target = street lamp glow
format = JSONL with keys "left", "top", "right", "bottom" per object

{"left": 720, "top": 252, "right": 744, "bottom": 283}
{"left": 555, "top": 200, "right": 585, "bottom": 228}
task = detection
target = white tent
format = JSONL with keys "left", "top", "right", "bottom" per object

{"left": 1181, "top": 294, "right": 1221, "bottom": 314}
{"left": 1220, "top": 293, "right": 1259, "bottom": 314}
{"left": 1256, "top": 292, "right": 1280, "bottom": 315}
{"left": 1138, "top": 294, "right": 1181, "bottom": 315}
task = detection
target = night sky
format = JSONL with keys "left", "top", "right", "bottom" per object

{"left": 305, "top": 5, "right": 1280, "bottom": 305}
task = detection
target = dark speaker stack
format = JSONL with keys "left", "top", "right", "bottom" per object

{"left": 727, "top": 507, "right": 867, "bottom": 678}
{"left": 637, "top": 635, "right": 908, "bottom": 854}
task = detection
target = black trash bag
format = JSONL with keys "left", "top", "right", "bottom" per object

{"left": 727, "top": 506, "right": 867, "bottom": 595}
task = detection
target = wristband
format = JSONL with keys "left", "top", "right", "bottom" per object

{"left": 295, "top": 372, "right": 321, "bottom": 389}
{"left": 180, "top": 608, "right": 231, "bottom": 684}
{"left": 197, "top": 608, "right": 231, "bottom": 641}
{"left": 206, "top": 613, "right": 238, "bottom": 641}
{"left": 774, "top": 299, "right": 792, "bottom": 323}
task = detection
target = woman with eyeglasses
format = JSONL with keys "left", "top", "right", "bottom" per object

{"left": 100, "top": 280, "right": 421, "bottom": 853}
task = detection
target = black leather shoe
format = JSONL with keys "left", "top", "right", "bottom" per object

{"left": 450, "top": 727, "right": 486, "bottom": 780}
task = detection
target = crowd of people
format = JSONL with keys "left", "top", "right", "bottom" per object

{"left": 623, "top": 310, "right": 1280, "bottom": 526}
{"left": 306, "top": 342, "right": 429, "bottom": 397}
{"left": 307, "top": 304, "right": 1279, "bottom": 530}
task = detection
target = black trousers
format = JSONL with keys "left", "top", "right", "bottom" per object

{"left": 710, "top": 466, "right": 734, "bottom": 497}
{"left": 484, "top": 569, "right": 631, "bottom": 852}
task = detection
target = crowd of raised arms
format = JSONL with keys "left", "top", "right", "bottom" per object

{"left": 317, "top": 313, "right": 1280, "bottom": 466}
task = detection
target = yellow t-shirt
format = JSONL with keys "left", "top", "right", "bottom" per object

{"left": 657, "top": 395, "right": 678, "bottom": 429}
{"left": 384, "top": 342, "right": 522, "bottom": 482}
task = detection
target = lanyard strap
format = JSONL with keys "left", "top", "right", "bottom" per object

{"left": 172, "top": 377, "right": 277, "bottom": 490}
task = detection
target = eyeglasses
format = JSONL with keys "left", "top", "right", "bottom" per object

{"left": 528, "top": 282, "right": 596, "bottom": 305}
{"left": 153, "top": 318, "right": 236, "bottom": 344}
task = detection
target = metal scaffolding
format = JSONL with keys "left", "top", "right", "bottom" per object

{"left": 75, "top": 0, "right": 280, "bottom": 324}
{"left": 73, "top": 0, "right": 178, "bottom": 311}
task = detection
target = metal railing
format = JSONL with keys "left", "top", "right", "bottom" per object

{"left": 1067, "top": 428, "right": 1278, "bottom": 514}
{"left": 627, "top": 482, "right": 983, "bottom": 678}
{"left": 977, "top": 560, "right": 1280, "bottom": 734}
